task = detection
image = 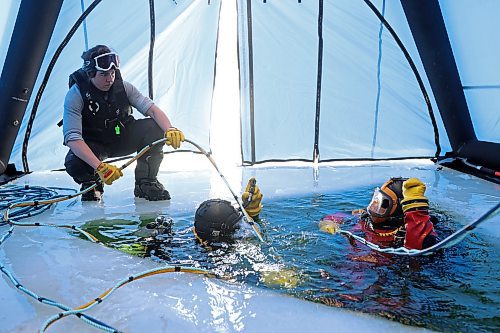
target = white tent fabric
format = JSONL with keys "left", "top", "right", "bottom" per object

{"left": 2, "top": 0, "right": 499, "bottom": 170}
{"left": 2, "top": 0, "right": 220, "bottom": 171}
{"left": 239, "top": 0, "right": 450, "bottom": 163}
{"left": 439, "top": 0, "right": 500, "bottom": 143}
{"left": 0, "top": 1, "right": 21, "bottom": 71}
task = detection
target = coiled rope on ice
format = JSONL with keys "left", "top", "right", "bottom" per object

{"left": 0, "top": 138, "right": 260, "bottom": 332}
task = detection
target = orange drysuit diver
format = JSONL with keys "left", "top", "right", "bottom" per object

{"left": 323, "top": 177, "right": 437, "bottom": 250}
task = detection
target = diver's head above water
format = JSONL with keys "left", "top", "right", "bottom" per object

{"left": 193, "top": 178, "right": 263, "bottom": 245}
{"left": 193, "top": 199, "right": 243, "bottom": 244}
{"left": 366, "top": 177, "right": 408, "bottom": 226}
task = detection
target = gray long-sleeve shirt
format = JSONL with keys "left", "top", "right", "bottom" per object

{"left": 63, "top": 81, "right": 154, "bottom": 145}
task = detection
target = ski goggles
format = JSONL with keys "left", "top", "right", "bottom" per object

{"left": 91, "top": 52, "right": 120, "bottom": 71}
{"left": 367, "top": 186, "right": 396, "bottom": 219}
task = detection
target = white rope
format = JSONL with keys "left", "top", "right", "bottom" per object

{"left": 337, "top": 202, "right": 500, "bottom": 256}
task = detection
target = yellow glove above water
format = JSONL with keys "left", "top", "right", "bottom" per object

{"left": 401, "top": 178, "right": 429, "bottom": 213}
{"left": 165, "top": 127, "right": 185, "bottom": 149}
{"left": 241, "top": 177, "right": 263, "bottom": 218}
{"left": 96, "top": 162, "right": 123, "bottom": 185}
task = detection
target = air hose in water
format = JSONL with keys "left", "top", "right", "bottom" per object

{"left": 109, "top": 137, "right": 264, "bottom": 242}
{"left": 319, "top": 203, "right": 500, "bottom": 256}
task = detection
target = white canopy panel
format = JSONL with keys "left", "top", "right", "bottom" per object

{"left": 3, "top": 0, "right": 220, "bottom": 171}
{"left": 239, "top": 0, "right": 447, "bottom": 164}
{"left": 439, "top": 0, "right": 500, "bottom": 143}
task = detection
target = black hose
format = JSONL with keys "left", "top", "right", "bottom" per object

{"left": 362, "top": 0, "right": 441, "bottom": 158}
{"left": 21, "top": 0, "right": 103, "bottom": 173}
{"left": 148, "top": 0, "right": 156, "bottom": 100}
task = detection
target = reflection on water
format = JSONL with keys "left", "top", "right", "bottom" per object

{"left": 80, "top": 186, "right": 500, "bottom": 333}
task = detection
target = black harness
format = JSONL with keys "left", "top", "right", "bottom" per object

{"left": 68, "top": 69, "right": 135, "bottom": 143}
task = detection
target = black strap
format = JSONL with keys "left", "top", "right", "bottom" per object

{"left": 58, "top": 69, "right": 89, "bottom": 127}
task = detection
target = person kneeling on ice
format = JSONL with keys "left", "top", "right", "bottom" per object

{"left": 62, "top": 44, "right": 185, "bottom": 201}
{"left": 321, "top": 177, "right": 437, "bottom": 250}
{"left": 193, "top": 178, "right": 263, "bottom": 245}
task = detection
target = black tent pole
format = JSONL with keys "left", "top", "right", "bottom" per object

{"left": 313, "top": 0, "right": 324, "bottom": 163}
{"left": 0, "top": 0, "right": 63, "bottom": 175}
{"left": 401, "top": 0, "right": 476, "bottom": 149}
{"left": 402, "top": 0, "right": 500, "bottom": 171}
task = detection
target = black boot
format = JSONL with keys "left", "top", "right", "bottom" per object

{"left": 134, "top": 180, "right": 171, "bottom": 201}
{"left": 134, "top": 152, "right": 170, "bottom": 201}
{"left": 80, "top": 182, "right": 104, "bottom": 201}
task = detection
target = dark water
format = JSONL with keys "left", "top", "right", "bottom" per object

{"left": 80, "top": 187, "right": 500, "bottom": 333}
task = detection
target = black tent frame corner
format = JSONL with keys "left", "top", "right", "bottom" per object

{"left": 402, "top": 0, "right": 500, "bottom": 176}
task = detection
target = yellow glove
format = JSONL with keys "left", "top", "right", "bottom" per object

{"left": 165, "top": 127, "right": 185, "bottom": 149}
{"left": 241, "top": 177, "right": 263, "bottom": 218}
{"left": 96, "top": 162, "right": 123, "bottom": 185}
{"left": 401, "top": 178, "right": 429, "bottom": 213}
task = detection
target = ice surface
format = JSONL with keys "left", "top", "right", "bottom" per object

{"left": 1, "top": 157, "right": 498, "bottom": 332}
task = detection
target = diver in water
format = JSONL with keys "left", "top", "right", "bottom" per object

{"left": 80, "top": 177, "right": 263, "bottom": 258}
{"left": 322, "top": 177, "right": 437, "bottom": 250}
{"left": 127, "top": 177, "right": 301, "bottom": 288}
{"left": 116, "top": 215, "right": 175, "bottom": 257}
{"left": 193, "top": 177, "right": 263, "bottom": 245}
{"left": 62, "top": 44, "right": 185, "bottom": 201}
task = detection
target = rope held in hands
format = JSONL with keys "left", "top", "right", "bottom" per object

{"left": 320, "top": 203, "right": 500, "bottom": 256}
{"left": 1, "top": 137, "right": 262, "bottom": 332}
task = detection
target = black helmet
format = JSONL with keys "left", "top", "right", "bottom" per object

{"left": 194, "top": 199, "right": 243, "bottom": 244}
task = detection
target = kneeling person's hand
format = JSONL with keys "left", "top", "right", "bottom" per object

{"left": 96, "top": 162, "right": 123, "bottom": 185}
{"left": 165, "top": 127, "right": 185, "bottom": 149}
